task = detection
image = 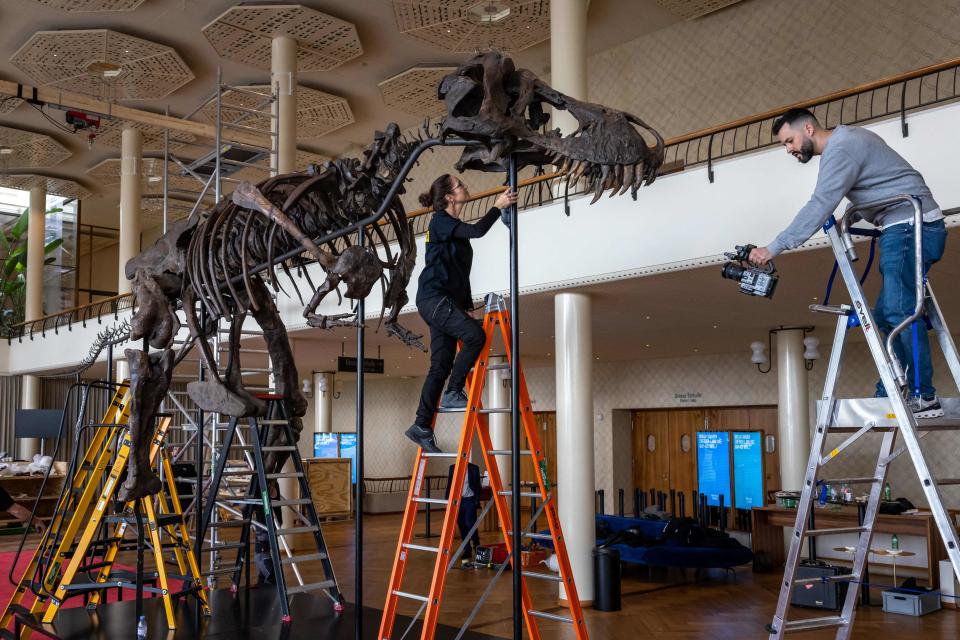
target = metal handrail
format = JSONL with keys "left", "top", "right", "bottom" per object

{"left": 8, "top": 55, "right": 959, "bottom": 343}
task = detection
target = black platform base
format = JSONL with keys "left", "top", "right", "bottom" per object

{"left": 31, "top": 587, "right": 504, "bottom": 639}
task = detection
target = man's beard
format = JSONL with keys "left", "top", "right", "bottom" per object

{"left": 794, "top": 138, "right": 814, "bottom": 163}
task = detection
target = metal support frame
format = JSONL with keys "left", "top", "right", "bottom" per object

{"left": 767, "top": 195, "right": 960, "bottom": 639}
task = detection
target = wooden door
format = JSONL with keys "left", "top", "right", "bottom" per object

{"left": 667, "top": 409, "right": 702, "bottom": 502}
{"left": 631, "top": 411, "right": 671, "bottom": 502}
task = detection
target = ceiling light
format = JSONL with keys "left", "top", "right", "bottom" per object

{"left": 469, "top": 2, "right": 511, "bottom": 23}
{"left": 146, "top": 175, "right": 162, "bottom": 183}
{"left": 0, "top": 148, "right": 12, "bottom": 155}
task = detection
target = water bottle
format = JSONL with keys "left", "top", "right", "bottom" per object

{"left": 891, "top": 533, "right": 900, "bottom": 551}
{"left": 884, "top": 482, "right": 892, "bottom": 502}
{"left": 137, "top": 615, "right": 147, "bottom": 639}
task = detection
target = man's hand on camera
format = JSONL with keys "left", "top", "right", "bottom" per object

{"left": 749, "top": 246, "right": 773, "bottom": 266}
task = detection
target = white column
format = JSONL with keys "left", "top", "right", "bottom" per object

{"left": 555, "top": 293, "right": 595, "bottom": 603}
{"left": 550, "top": 0, "right": 588, "bottom": 136}
{"left": 118, "top": 127, "right": 142, "bottom": 296}
{"left": 271, "top": 35, "right": 297, "bottom": 175}
{"left": 776, "top": 329, "right": 810, "bottom": 493}
{"left": 487, "top": 356, "right": 511, "bottom": 483}
{"left": 315, "top": 371, "right": 334, "bottom": 433}
{"left": 19, "top": 186, "right": 46, "bottom": 459}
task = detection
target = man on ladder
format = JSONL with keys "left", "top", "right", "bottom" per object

{"left": 749, "top": 108, "right": 947, "bottom": 416}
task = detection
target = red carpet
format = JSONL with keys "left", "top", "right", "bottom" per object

{"left": 0, "top": 549, "right": 154, "bottom": 611}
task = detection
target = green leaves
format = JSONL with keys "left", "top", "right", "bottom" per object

{"left": 0, "top": 205, "right": 66, "bottom": 331}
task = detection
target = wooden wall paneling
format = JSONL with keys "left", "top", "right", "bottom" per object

{"left": 667, "top": 409, "right": 701, "bottom": 514}
{"left": 632, "top": 410, "right": 670, "bottom": 509}
{"left": 749, "top": 406, "right": 781, "bottom": 501}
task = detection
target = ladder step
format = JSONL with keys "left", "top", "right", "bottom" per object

{"left": 806, "top": 527, "right": 868, "bottom": 537}
{"left": 521, "top": 532, "right": 553, "bottom": 541}
{"left": 202, "top": 542, "right": 246, "bottom": 552}
{"left": 286, "top": 580, "right": 336, "bottom": 595}
{"left": 202, "top": 567, "right": 237, "bottom": 577}
{"left": 498, "top": 491, "right": 542, "bottom": 499}
{"left": 259, "top": 420, "right": 289, "bottom": 425}
{"left": 782, "top": 616, "right": 846, "bottom": 632}
{"left": 820, "top": 477, "right": 881, "bottom": 485}
{"left": 794, "top": 573, "right": 859, "bottom": 585}
{"left": 276, "top": 526, "right": 319, "bottom": 535}
{"left": 488, "top": 450, "right": 531, "bottom": 456}
{"left": 266, "top": 472, "right": 303, "bottom": 479}
{"left": 208, "top": 519, "right": 249, "bottom": 528}
{"left": 486, "top": 363, "right": 510, "bottom": 371}
{"left": 392, "top": 590, "right": 429, "bottom": 603}
{"left": 422, "top": 452, "right": 457, "bottom": 458}
{"left": 479, "top": 408, "right": 511, "bottom": 414}
{"left": 528, "top": 609, "right": 573, "bottom": 624}
{"left": 413, "top": 497, "right": 448, "bottom": 505}
{"left": 403, "top": 543, "right": 440, "bottom": 553}
{"left": 272, "top": 498, "right": 312, "bottom": 507}
{"left": 522, "top": 571, "right": 562, "bottom": 583}
{"left": 220, "top": 469, "right": 253, "bottom": 476}
{"left": 436, "top": 407, "right": 466, "bottom": 414}
{"left": 280, "top": 552, "right": 328, "bottom": 565}
{"left": 236, "top": 445, "right": 297, "bottom": 452}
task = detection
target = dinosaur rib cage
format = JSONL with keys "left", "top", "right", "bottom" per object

{"left": 184, "top": 170, "right": 414, "bottom": 322}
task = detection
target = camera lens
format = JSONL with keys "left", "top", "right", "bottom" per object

{"left": 720, "top": 262, "right": 744, "bottom": 281}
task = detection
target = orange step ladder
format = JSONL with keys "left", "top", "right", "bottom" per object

{"left": 379, "top": 294, "right": 588, "bottom": 640}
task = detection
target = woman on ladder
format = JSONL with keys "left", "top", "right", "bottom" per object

{"left": 405, "top": 174, "right": 517, "bottom": 453}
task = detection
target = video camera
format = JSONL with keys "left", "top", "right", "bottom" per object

{"left": 720, "top": 244, "right": 779, "bottom": 299}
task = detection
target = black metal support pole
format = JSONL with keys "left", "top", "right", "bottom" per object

{"left": 718, "top": 494, "right": 726, "bottom": 534}
{"left": 633, "top": 488, "right": 640, "bottom": 517}
{"left": 639, "top": 491, "right": 647, "bottom": 512}
{"left": 106, "top": 343, "right": 114, "bottom": 386}
{"left": 355, "top": 230, "right": 366, "bottom": 640}
{"left": 597, "top": 489, "right": 605, "bottom": 515}
{"left": 670, "top": 489, "right": 676, "bottom": 517}
{"left": 508, "top": 153, "right": 522, "bottom": 640}
{"left": 679, "top": 492, "right": 686, "bottom": 518}
{"left": 618, "top": 488, "right": 624, "bottom": 517}
{"left": 134, "top": 501, "right": 145, "bottom": 623}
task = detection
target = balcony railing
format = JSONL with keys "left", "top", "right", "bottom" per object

{"left": 6, "top": 55, "right": 959, "bottom": 343}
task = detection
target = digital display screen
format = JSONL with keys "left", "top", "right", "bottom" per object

{"left": 313, "top": 433, "right": 339, "bottom": 459}
{"left": 697, "top": 431, "right": 731, "bottom": 507}
{"left": 732, "top": 431, "right": 764, "bottom": 510}
{"left": 339, "top": 433, "right": 358, "bottom": 484}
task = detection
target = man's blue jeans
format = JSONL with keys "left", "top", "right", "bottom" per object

{"left": 874, "top": 219, "right": 947, "bottom": 399}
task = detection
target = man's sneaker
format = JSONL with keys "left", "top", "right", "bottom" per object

{"left": 909, "top": 395, "right": 944, "bottom": 419}
{"left": 440, "top": 388, "right": 469, "bottom": 410}
{"left": 404, "top": 424, "right": 442, "bottom": 453}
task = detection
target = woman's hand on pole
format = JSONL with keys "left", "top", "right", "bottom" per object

{"left": 494, "top": 188, "right": 518, "bottom": 211}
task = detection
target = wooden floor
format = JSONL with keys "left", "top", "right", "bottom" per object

{"left": 3, "top": 513, "right": 959, "bottom": 639}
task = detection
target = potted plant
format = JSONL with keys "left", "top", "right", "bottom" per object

{"left": 0, "top": 206, "right": 64, "bottom": 333}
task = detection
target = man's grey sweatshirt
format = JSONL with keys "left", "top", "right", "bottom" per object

{"left": 767, "top": 125, "right": 942, "bottom": 257}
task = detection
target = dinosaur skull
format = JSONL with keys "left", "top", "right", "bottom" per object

{"left": 439, "top": 51, "right": 665, "bottom": 202}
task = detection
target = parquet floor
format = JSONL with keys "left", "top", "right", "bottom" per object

{"left": 3, "top": 513, "right": 958, "bottom": 639}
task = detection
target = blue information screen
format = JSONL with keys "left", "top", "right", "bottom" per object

{"left": 697, "top": 431, "right": 731, "bottom": 507}
{"left": 339, "top": 433, "right": 358, "bottom": 484}
{"left": 733, "top": 431, "right": 764, "bottom": 510}
{"left": 313, "top": 433, "right": 339, "bottom": 459}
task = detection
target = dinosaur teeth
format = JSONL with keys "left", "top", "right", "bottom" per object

{"left": 618, "top": 164, "right": 634, "bottom": 196}
{"left": 609, "top": 164, "right": 624, "bottom": 198}
{"left": 589, "top": 171, "right": 606, "bottom": 205}
{"left": 559, "top": 156, "right": 573, "bottom": 173}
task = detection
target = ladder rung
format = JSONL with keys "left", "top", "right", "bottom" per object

{"left": 259, "top": 419, "right": 288, "bottom": 425}
{"left": 220, "top": 469, "right": 253, "bottom": 476}
{"left": 413, "top": 497, "right": 448, "bottom": 505}
{"left": 479, "top": 408, "right": 511, "bottom": 414}
{"left": 486, "top": 363, "right": 510, "bottom": 371}
{"left": 499, "top": 491, "right": 542, "bottom": 499}
{"left": 208, "top": 520, "right": 249, "bottom": 528}
{"left": 393, "top": 590, "right": 429, "bottom": 603}
{"left": 937, "top": 478, "right": 960, "bottom": 485}
{"left": 236, "top": 445, "right": 297, "bottom": 452}
{"left": 806, "top": 527, "right": 867, "bottom": 537}
{"left": 202, "top": 542, "right": 245, "bottom": 552}
{"left": 286, "top": 580, "right": 336, "bottom": 595}
{"left": 281, "top": 552, "right": 328, "bottom": 565}
{"left": 488, "top": 450, "right": 531, "bottom": 456}
{"left": 820, "top": 477, "right": 880, "bottom": 485}
{"left": 422, "top": 452, "right": 457, "bottom": 458}
{"left": 276, "top": 526, "right": 319, "bottom": 535}
{"left": 266, "top": 472, "right": 303, "bottom": 479}
{"left": 528, "top": 609, "right": 573, "bottom": 624}
{"left": 522, "top": 571, "right": 562, "bottom": 583}
{"left": 202, "top": 567, "right": 237, "bottom": 576}
{"left": 403, "top": 543, "right": 439, "bottom": 553}
{"left": 782, "top": 616, "right": 846, "bottom": 632}
{"left": 794, "top": 573, "right": 859, "bottom": 585}
{"left": 271, "top": 498, "right": 312, "bottom": 507}
{"left": 436, "top": 407, "right": 466, "bottom": 414}
{"left": 521, "top": 532, "right": 553, "bottom": 541}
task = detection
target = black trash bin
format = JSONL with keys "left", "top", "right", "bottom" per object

{"left": 593, "top": 547, "right": 621, "bottom": 611}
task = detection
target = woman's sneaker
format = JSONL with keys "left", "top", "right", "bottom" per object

{"left": 909, "top": 395, "right": 944, "bottom": 419}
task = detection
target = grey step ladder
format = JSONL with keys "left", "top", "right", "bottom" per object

{"left": 198, "top": 396, "right": 344, "bottom": 621}
{"left": 767, "top": 195, "right": 960, "bottom": 638}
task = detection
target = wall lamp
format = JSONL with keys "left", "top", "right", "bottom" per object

{"left": 751, "top": 326, "right": 819, "bottom": 374}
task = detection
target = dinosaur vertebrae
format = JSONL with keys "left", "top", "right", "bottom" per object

{"left": 184, "top": 167, "right": 414, "bottom": 322}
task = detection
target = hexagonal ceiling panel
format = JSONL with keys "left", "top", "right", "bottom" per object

{"left": 379, "top": 65, "right": 456, "bottom": 118}
{"left": 654, "top": 0, "right": 745, "bottom": 19}
{"left": 28, "top": 0, "right": 147, "bottom": 11}
{"left": 141, "top": 196, "right": 196, "bottom": 222}
{"left": 391, "top": 1, "right": 550, "bottom": 52}
{"left": 0, "top": 96, "right": 23, "bottom": 115}
{"left": 197, "top": 85, "right": 353, "bottom": 139}
{"left": 10, "top": 29, "right": 195, "bottom": 101}
{"left": 202, "top": 4, "right": 363, "bottom": 71}
{"left": 86, "top": 158, "right": 210, "bottom": 195}
{"left": 0, "top": 174, "right": 91, "bottom": 200}
{"left": 0, "top": 125, "right": 71, "bottom": 169}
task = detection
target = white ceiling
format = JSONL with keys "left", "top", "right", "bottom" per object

{"left": 0, "top": 0, "right": 681, "bottom": 206}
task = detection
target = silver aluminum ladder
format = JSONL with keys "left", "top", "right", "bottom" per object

{"left": 767, "top": 194, "right": 960, "bottom": 638}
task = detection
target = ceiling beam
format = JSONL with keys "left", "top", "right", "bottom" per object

{"left": 0, "top": 80, "right": 271, "bottom": 149}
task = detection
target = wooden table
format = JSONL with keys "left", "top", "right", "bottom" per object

{"left": 752, "top": 504, "right": 959, "bottom": 587}
{"left": 0, "top": 473, "right": 66, "bottom": 527}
